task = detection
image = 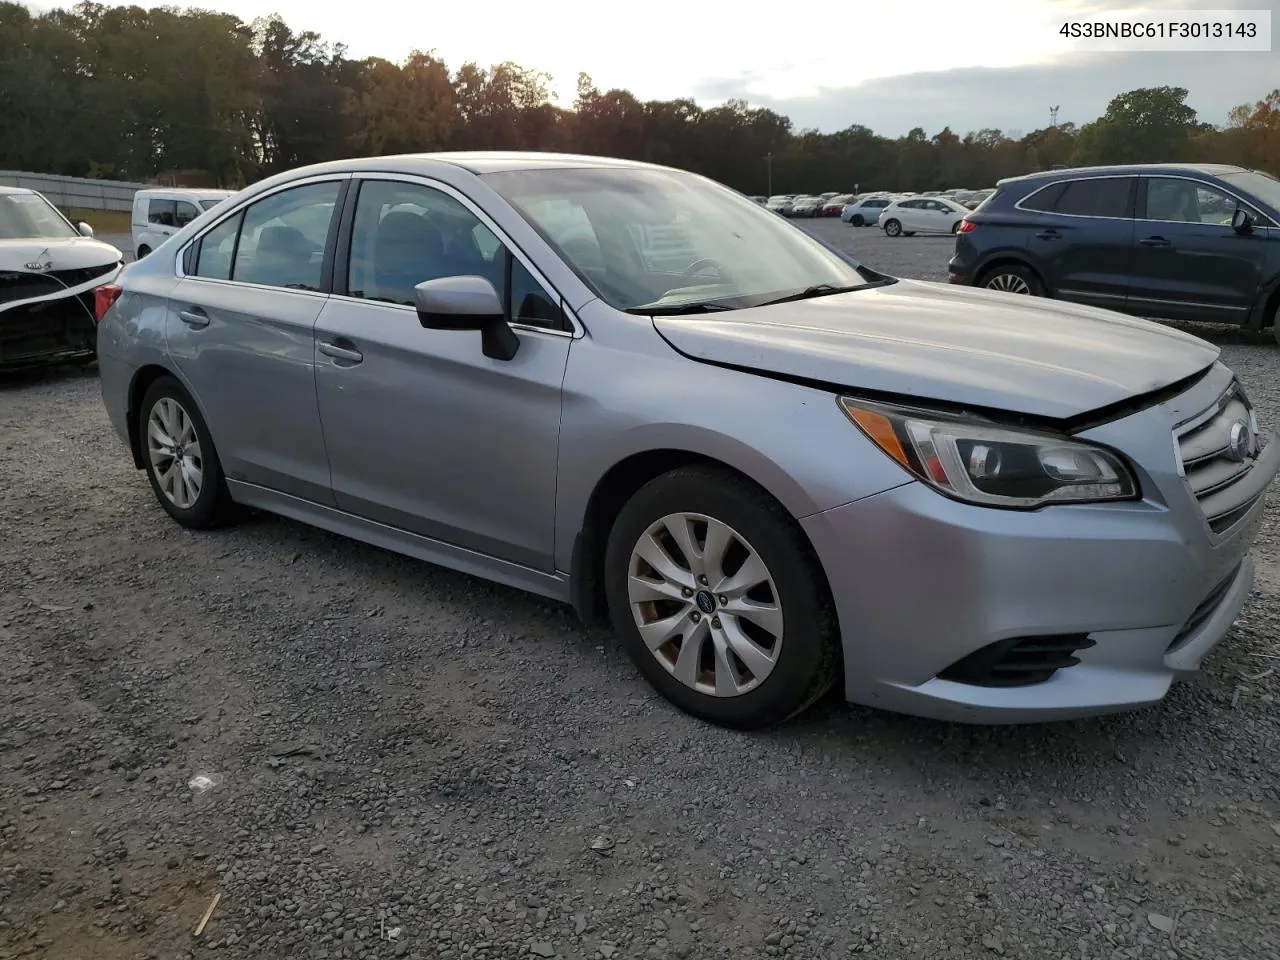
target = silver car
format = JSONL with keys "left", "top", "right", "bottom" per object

{"left": 95, "top": 152, "right": 1279, "bottom": 729}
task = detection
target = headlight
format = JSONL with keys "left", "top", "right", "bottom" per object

{"left": 838, "top": 398, "right": 1139, "bottom": 508}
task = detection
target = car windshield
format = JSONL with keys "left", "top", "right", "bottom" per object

{"left": 0, "top": 192, "right": 79, "bottom": 240}
{"left": 485, "top": 167, "right": 872, "bottom": 312}
{"left": 1220, "top": 171, "right": 1280, "bottom": 217}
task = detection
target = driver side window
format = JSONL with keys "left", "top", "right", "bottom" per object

{"left": 231, "top": 181, "right": 341, "bottom": 291}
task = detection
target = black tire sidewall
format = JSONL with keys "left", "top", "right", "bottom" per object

{"left": 603, "top": 468, "right": 837, "bottom": 729}
{"left": 137, "top": 246, "right": 150, "bottom": 259}
{"left": 852, "top": 215, "right": 864, "bottom": 226}
{"left": 139, "top": 376, "right": 230, "bottom": 529}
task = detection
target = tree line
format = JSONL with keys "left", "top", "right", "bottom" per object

{"left": 2, "top": 2, "right": 1278, "bottom": 194}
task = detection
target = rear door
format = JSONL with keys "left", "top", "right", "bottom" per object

{"left": 1020, "top": 176, "right": 1136, "bottom": 308}
{"left": 166, "top": 176, "right": 347, "bottom": 504}
{"left": 1126, "top": 176, "right": 1270, "bottom": 324}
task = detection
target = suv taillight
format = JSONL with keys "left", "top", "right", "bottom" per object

{"left": 956, "top": 219, "right": 976, "bottom": 234}
{"left": 94, "top": 284, "right": 122, "bottom": 322}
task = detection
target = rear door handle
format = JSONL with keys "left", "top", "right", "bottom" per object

{"left": 178, "top": 307, "right": 209, "bottom": 328}
{"left": 1034, "top": 230, "right": 1060, "bottom": 240}
{"left": 318, "top": 340, "right": 364, "bottom": 365}
{"left": 1139, "top": 236, "right": 1171, "bottom": 247}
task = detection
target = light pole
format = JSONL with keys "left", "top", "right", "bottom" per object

{"left": 766, "top": 153, "right": 773, "bottom": 195}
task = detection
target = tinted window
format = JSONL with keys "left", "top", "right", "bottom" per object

{"left": 1053, "top": 178, "right": 1132, "bottom": 218}
{"left": 148, "top": 199, "right": 176, "bottom": 226}
{"left": 193, "top": 211, "right": 242, "bottom": 281}
{"left": 509, "top": 259, "right": 561, "bottom": 328}
{"left": 1145, "top": 178, "right": 1238, "bottom": 225}
{"left": 347, "top": 180, "right": 504, "bottom": 306}
{"left": 1020, "top": 182, "right": 1066, "bottom": 213}
{"left": 232, "top": 181, "right": 340, "bottom": 291}
{"left": 175, "top": 201, "right": 200, "bottom": 227}
{"left": 1219, "top": 170, "right": 1280, "bottom": 217}
{"left": 198, "top": 198, "right": 224, "bottom": 211}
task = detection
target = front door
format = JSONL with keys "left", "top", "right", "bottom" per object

{"left": 166, "top": 177, "right": 346, "bottom": 504}
{"left": 1126, "top": 176, "right": 1270, "bottom": 324}
{"left": 312, "top": 176, "right": 571, "bottom": 572}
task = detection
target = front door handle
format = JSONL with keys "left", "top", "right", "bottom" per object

{"left": 1139, "top": 236, "right": 1172, "bottom": 247}
{"left": 318, "top": 340, "right": 364, "bottom": 365}
{"left": 1034, "top": 230, "right": 1060, "bottom": 240}
{"left": 178, "top": 307, "right": 209, "bottom": 328}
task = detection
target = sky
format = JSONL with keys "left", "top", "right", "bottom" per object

{"left": 25, "top": 0, "right": 1280, "bottom": 136}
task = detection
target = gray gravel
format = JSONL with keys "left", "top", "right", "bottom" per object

{"left": 2, "top": 221, "right": 1279, "bottom": 960}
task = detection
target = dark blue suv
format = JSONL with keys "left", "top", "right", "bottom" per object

{"left": 948, "top": 164, "right": 1280, "bottom": 340}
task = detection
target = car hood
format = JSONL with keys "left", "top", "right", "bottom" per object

{"left": 0, "top": 237, "right": 123, "bottom": 271}
{"left": 652, "top": 279, "right": 1220, "bottom": 420}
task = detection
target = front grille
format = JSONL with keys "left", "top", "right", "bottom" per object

{"left": 0, "top": 262, "right": 117, "bottom": 305}
{"left": 1175, "top": 383, "right": 1266, "bottom": 535}
{"left": 938, "top": 634, "right": 1096, "bottom": 687}
{"left": 1166, "top": 564, "right": 1240, "bottom": 653}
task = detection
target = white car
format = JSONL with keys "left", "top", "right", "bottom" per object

{"left": 877, "top": 196, "right": 971, "bottom": 237}
{"left": 131, "top": 187, "right": 235, "bottom": 260}
{"left": 0, "top": 186, "right": 123, "bottom": 369}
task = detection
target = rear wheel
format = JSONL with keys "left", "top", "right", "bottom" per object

{"left": 1272, "top": 300, "right": 1280, "bottom": 346}
{"left": 139, "top": 376, "right": 237, "bottom": 529}
{"left": 604, "top": 466, "right": 840, "bottom": 730}
{"left": 136, "top": 245, "right": 151, "bottom": 259}
{"left": 883, "top": 219, "right": 902, "bottom": 237}
{"left": 979, "top": 263, "right": 1044, "bottom": 296}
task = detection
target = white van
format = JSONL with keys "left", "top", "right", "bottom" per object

{"left": 131, "top": 188, "right": 235, "bottom": 259}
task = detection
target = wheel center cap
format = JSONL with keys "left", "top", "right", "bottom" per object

{"left": 694, "top": 590, "right": 717, "bottom": 614}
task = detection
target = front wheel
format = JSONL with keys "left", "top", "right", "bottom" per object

{"left": 979, "top": 263, "right": 1044, "bottom": 297}
{"left": 136, "top": 245, "right": 151, "bottom": 259}
{"left": 883, "top": 219, "right": 902, "bottom": 237}
{"left": 139, "top": 376, "right": 237, "bottom": 529}
{"left": 851, "top": 215, "right": 865, "bottom": 226}
{"left": 604, "top": 466, "right": 840, "bottom": 730}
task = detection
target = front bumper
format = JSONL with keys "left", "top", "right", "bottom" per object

{"left": 802, "top": 370, "right": 1278, "bottom": 724}
{"left": 0, "top": 264, "right": 121, "bottom": 369}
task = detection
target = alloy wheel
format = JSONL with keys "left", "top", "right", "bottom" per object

{"left": 986, "top": 272, "right": 1032, "bottom": 294}
{"left": 626, "top": 512, "right": 783, "bottom": 697}
{"left": 147, "top": 397, "right": 204, "bottom": 509}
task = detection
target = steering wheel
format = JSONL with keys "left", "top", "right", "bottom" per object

{"left": 682, "top": 258, "right": 722, "bottom": 278}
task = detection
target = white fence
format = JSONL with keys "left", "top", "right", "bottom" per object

{"left": 0, "top": 170, "right": 149, "bottom": 212}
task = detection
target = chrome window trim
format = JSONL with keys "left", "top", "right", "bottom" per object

{"left": 173, "top": 172, "right": 354, "bottom": 283}
{"left": 337, "top": 172, "right": 582, "bottom": 339}
{"left": 1013, "top": 174, "right": 1136, "bottom": 220}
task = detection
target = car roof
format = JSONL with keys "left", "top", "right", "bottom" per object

{"left": 137, "top": 187, "right": 235, "bottom": 196}
{"left": 295, "top": 151, "right": 674, "bottom": 179}
{"left": 0, "top": 185, "right": 36, "bottom": 196}
{"left": 996, "top": 163, "right": 1248, "bottom": 187}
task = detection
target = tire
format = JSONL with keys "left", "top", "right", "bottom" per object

{"left": 951, "top": 221, "right": 962, "bottom": 234}
{"left": 883, "top": 219, "right": 902, "bottom": 237}
{"left": 1272, "top": 300, "right": 1280, "bottom": 347}
{"left": 136, "top": 245, "right": 151, "bottom": 259}
{"left": 851, "top": 215, "right": 865, "bottom": 226}
{"left": 138, "top": 375, "right": 236, "bottom": 529}
{"left": 978, "top": 262, "right": 1044, "bottom": 297}
{"left": 604, "top": 466, "right": 840, "bottom": 730}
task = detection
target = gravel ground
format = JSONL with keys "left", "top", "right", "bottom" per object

{"left": 3, "top": 221, "right": 1279, "bottom": 960}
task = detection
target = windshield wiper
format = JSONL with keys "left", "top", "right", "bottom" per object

{"left": 626, "top": 302, "right": 735, "bottom": 316}
{"left": 758, "top": 283, "right": 865, "bottom": 306}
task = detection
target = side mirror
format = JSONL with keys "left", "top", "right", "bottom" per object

{"left": 1231, "top": 208, "right": 1255, "bottom": 234}
{"left": 77, "top": 222, "right": 94, "bottom": 238}
{"left": 414, "top": 275, "right": 518, "bottom": 362}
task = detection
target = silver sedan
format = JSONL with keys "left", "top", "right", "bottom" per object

{"left": 94, "top": 152, "right": 1278, "bottom": 729}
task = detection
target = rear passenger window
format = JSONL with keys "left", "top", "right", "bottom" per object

{"left": 232, "top": 182, "right": 341, "bottom": 291}
{"left": 174, "top": 201, "right": 200, "bottom": 227}
{"left": 1053, "top": 178, "right": 1133, "bottom": 218}
{"left": 193, "top": 212, "right": 241, "bottom": 281}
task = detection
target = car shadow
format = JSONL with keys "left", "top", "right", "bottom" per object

{"left": 0, "top": 361, "right": 98, "bottom": 390}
